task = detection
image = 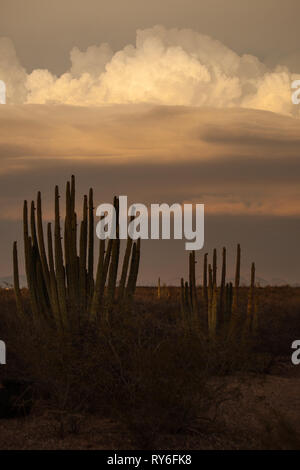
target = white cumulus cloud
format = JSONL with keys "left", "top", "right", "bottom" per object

{"left": 0, "top": 26, "right": 299, "bottom": 115}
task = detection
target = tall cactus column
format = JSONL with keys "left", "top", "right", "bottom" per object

{"left": 219, "top": 247, "right": 226, "bottom": 323}
{"left": 202, "top": 253, "right": 208, "bottom": 309}
{"left": 245, "top": 262, "right": 256, "bottom": 334}
{"left": 180, "top": 243, "right": 256, "bottom": 339}
{"left": 232, "top": 243, "right": 241, "bottom": 313}
{"left": 54, "top": 186, "right": 68, "bottom": 329}
{"left": 229, "top": 244, "right": 241, "bottom": 337}
{"left": 189, "top": 251, "right": 198, "bottom": 318}
{"left": 13, "top": 176, "right": 141, "bottom": 332}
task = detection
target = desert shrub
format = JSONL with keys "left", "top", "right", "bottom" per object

{"left": 1, "top": 286, "right": 300, "bottom": 447}
{"left": 0, "top": 291, "right": 236, "bottom": 447}
{"left": 259, "top": 408, "right": 300, "bottom": 450}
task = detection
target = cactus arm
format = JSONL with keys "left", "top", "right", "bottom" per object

{"left": 79, "top": 196, "right": 88, "bottom": 318}
{"left": 107, "top": 197, "right": 120, "bottom": 306}
{"left": 245, "top": 262, "right": 256, "bottom": 333}
{"left": 47, "top": 223, "right": 61, "bottom": 329}
{"left": 118, "top": 216, "right": 134, "bottom": 302}
{"left": 54, "top": 186, "right": 68, "bottom": 328}
{"left": 88, "top": 188, "right": 94, "bottom": 295}
{"left": 37, "top": 192, "right": 51, "bottom": 298}
{"left": 213, "top": 248, "right": 217, "bottom": 288}
{"left": 203, "top": 253, "right": 208, "bottom": 308}
{"left": 90, "top": 238, "right": 105, "bottom": 320}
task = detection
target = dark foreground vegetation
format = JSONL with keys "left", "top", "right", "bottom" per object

{"left": 0, "top": 285, "right": 300, "bottom": 450}
{"left": 0, "top": 177, "right": 299, "bottom": 449}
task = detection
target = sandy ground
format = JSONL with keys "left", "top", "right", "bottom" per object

{"left": 0, "top": 360, "right": 299, "bottom": 450}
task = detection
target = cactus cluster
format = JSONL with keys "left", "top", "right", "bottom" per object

{"left": 180, "top": 244, "right": 257, "bottom": 337}
{"left": 13, "top": 176, "right": 140, "bottom": 331}
{"left": 157, "top": 277, "right": 170, "bottom": 300}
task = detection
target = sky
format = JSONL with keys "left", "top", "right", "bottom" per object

{"left": 1, "top": 0, "right": 300, "bottom": 74}
{"left": 0, "top": 0, "right": 299, "bottom": 284}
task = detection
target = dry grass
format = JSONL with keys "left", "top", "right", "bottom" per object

{"left": 0, "top": 286, "right": 300, "bottom": 449}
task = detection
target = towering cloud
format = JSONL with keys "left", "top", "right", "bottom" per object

{"left": 0, "top": 26, "right": 299, "bottom": 115}
{"left": 0, "top": 37, "right": 27, "bottom": 104}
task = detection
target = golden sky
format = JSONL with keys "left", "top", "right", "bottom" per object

{"left": 0, "top": 1, "right": 299, "bottom": 284}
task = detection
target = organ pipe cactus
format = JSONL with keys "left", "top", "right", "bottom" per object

{"left": 180, "top": 278, "right": 185, "bottom": 319}
{"left": 13, "top": 176, "right": 140, "bottom": 331}
{"left": 126, "top": 238, "right": 141, "bottom": 301}
{"left": 181, "top": 244, "right": 256, "bottom": 338}
{"left": 245, "top": 262, "right": 256, "bottom": 333}
{"left": 225, "top": 282, "right": 233, "bottom": 319}
{"left": 229, "top": 243, "right": 241, "bottom": 337}
{"left": 180, "top": 278, "right": 192, "bottom": 322}
{"left": 212, "top": 248, "right": 217, "bottom": 288}
{"left": 210, "top": 283, "right": 218, "bottom": 337}
{"left": 232, "top": 243, "right": 241, "bottom": 313}
{"left": 189, "top": 251, "right": 197, "bottom": 316}
{"left": 219, "top": 247, "right": 226, "bottom": 321}
{"left": 202, "top": 253, "right": 208, "bottom": 308}
{"left": 157, "top": 277, "right": 161, "bottom": 300}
